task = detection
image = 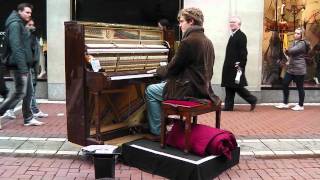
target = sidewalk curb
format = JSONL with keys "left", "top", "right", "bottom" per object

{"left": 243, "top": 153, "right": 320, "bottom": 159}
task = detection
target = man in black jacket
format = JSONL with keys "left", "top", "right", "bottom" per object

{"left": 26, "top": 19, "right": 48, "bottom": 118}
{"left": 0, "top": 3, "right": 44, "bottom": 128}
{"left": 221, "top": 16, "right": 257, "bottom": 111}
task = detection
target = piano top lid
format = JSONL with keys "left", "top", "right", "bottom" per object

{"left": 68, "top": 21, "right": 160, "bottom": 31}
{"left": 87, "top": 48, "right": 169, "bottom": 54}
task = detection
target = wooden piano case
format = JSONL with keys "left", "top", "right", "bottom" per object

{"left": 65, "top": 21, "right": 169, "bottom": 146}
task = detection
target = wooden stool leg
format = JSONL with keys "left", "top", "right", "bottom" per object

{"left": 192, "top": 116, "right": 197, "bottom": 124}
{"left": 184, "top": 115, "right": 192, "bottom": 153}
{"left": 216, "top": 109, "right": 221, "bottom": 129}
{"left": 160, "top": 111, "right": 166, "bottom": 148}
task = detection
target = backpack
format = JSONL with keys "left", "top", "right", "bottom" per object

{"left": 302, "top": 40, "right": 312, "bottom": 64}
{"left": 0, "top": 30, "right": 10, "bottom": 65}
{"left": 303, "top": 40, "right": 311, "bottom": 52}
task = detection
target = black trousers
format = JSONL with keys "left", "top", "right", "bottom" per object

{"left": 224, "top": 87, "right": 257, "bottom": 110}
{"left": 282, "top": 73, "right": 305, "bottom": 106}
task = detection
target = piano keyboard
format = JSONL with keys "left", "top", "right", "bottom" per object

{"left": 110, "top": 73, "right": 155, "bottom": 80}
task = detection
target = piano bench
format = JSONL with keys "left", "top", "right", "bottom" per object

{"left": 160, "top": 99, "right": 221, "bottom": 153}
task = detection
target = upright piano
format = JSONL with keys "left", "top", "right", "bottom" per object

{"left": 65, "top": 21, "right": 170, "bottom": 146}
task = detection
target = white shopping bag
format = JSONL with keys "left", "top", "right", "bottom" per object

{"left": 235, "top": 69, "right": 242, "bottom": 84}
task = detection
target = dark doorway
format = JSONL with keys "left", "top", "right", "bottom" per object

{"left": 73, "top": 0, "right": 182, "bottom": 37}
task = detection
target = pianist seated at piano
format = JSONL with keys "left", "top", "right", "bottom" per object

{"left": 145, "top": 7, "right": 221, "bottom": 140}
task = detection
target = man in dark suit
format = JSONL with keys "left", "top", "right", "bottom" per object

{"left": 221, "top": 16, "right": 257, "bottom": 111}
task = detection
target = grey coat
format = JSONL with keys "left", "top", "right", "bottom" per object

{"left": 287, "top": 40, "right": 309, "bottom": 75}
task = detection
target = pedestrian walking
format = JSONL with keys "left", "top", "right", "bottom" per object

{"left": 275, "top": 27, "right": 310, "bottom": 111}
{"left": 0, "top": 3, "right": 44, "bottom": 129}
{"left": 221, "top": 16, "right": 257, "bottom": 111}
{"left": 25, "top": 19, "right": 48, "bottom": 118}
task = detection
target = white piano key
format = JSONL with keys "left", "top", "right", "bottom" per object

{"left": 110, "top": 73, "right": 155, "bottom": 80}
{"left": 86, "top": 44, "right": 116, "bottom": 48}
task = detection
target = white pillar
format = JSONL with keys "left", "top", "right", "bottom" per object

{"left": 47, "top": 0, "right": 71, "bottom": 100}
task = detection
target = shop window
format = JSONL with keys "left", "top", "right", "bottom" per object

{"left": 262, "top": 0, "right": 320, "bottom": 89}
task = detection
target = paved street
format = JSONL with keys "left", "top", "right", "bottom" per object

{"left": 0, "top": 102, "right": 319, "bottom": 179}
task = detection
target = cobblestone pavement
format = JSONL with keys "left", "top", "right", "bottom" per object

{"left": 1, "top": 103, "right": 319, "bottom": 139}
{"left": 1, "top": 155, "right": 320, "bottom": 179}
{"left": 0, "top": 102, "right": 319, "bottom": 179}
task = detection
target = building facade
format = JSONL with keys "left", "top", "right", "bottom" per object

{"left": 9, "top": 0, "right": 319, "bottom": 103}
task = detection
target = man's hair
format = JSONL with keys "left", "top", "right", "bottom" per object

{"left": 158, "top": 19, "right": 170, "bottom": 28}
{"left": 230, "top": 16, "right": 242, "bottom": 26}
{"left": 177, "top": 7, "right": 204, "bottom": 26}
{"left": 27, "top": 18, "right": 35, "bottom": 26}
{"left": 17, "top": 3, "right": 34, "bottom": 11}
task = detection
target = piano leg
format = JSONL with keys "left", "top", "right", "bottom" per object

{"left": 94, "top": 92, "right": 102, "bottom": 142}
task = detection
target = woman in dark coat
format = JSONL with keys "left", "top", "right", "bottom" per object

{"left": 221, "top": 16, "right": 257, "bottom": 111}
{"left": 145, "top": 7, "right": 220, "bottom": 137}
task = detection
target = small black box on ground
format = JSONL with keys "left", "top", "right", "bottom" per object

{"left": 93, "top": 154, "right": 116, "bottom": 179}
{"left": 82, "top": 146, "right": 120, "bottom": 180}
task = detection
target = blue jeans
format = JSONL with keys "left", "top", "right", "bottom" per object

{"left": 282, "top": 72, "right": 305, "bottom": 106}
{"left": 0, "top": 70, "right": 34, "bottom": 122}
{"left": 145, "top": 82, "right": 166, "bottom": 135}
{"left": 30, "top": 68, "right": 39, "bottom": 114}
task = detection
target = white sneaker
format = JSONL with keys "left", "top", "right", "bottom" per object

{"left": 291, "top": 105, "right": 304, "bottom": 111}
{"left": 33, "top": 111, "right": 48, "bottom": 118}
{"left": 314, "top": 77, "right": 320, "bottom": 85}
{"left": 275, "top": 103, "right": 290, "bottom": 109}
{"left": 24, "top": 118, "right": 44, "bottom": 126}
{"left": 1, "top": 109, "right": 16, "bottom": 119}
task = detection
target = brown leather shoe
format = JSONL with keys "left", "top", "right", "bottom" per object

{"left": 143, "top": 134, "right": 160, "bottom": 142}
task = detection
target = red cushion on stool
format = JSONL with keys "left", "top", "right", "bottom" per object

{"left": 162, "top": 100, "right": 201, "bottom": 108}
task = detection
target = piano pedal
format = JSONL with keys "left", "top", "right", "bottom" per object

{"left": 129, "top": 124, "right": 149, "bottom": 135}
{"left": 129, "top": 127, "right": 139, "bottom": 135}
